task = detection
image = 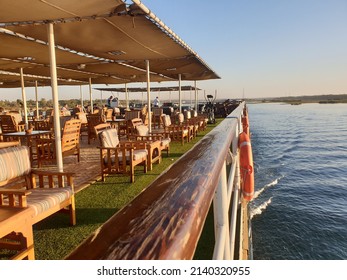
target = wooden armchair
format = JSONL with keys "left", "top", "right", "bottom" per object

{"left": 36, "top": 119, "right": 81, "bottom": 167}
{"left": 161, "top": 114, "right": 190, "bottom": 145}
{"left": 128, "top": 118, "right": 171, "bottom": 157}
{"left": 86, "top": 114, "right": 104, "bottom": 144}
{"left": 0, "top": 146, "right": 76, "bottom": 259}
{"left": 0, "top": 114, "right": 25, "bottom": 134}
{"left": 152, "top": 107, "right": 163, "bottom": 129}
{"left": 180, "top": 111, "right": 199, "bottom": 139}
{"left": 98, "top": 128, "right": 148, "bottom": 182}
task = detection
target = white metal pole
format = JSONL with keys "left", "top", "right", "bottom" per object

{"left": 35, "top": 80, "right": 39, "bottom": 120}
{"left": 125, "top": 83, "right": 129, "bottom": 110}
{"left": 230, "top": 155, "right": 241, "bottom": 260}
{"left": 212, "top": 161, "right": 231, "bottom": 260}
{"left": 178, "top": 74, "right": 182, "bottom": 112}
{"left": 80, "top": 85, "right": 83, "bottom": 109}
{"left": 19, "top": 68, "right": 28, "bottom": 129}
{"left": 194, "top": 80, "right": 198, "bottom": 112}
{"left": 47, "top": 23, "right": 63, "bottom": 172}
{"left": 146, "top": 60, "right": 152, "bottom": 133}
{"left": 89, "top": 78, "right": 93, "bottom": 113}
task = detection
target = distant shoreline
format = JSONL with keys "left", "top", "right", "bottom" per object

{"left": 246, "top": 93, "right": 347, "bottom": 104}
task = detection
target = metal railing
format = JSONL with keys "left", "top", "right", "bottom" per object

{"left": 67, "top": 102, "right": 248, "bottom": 260}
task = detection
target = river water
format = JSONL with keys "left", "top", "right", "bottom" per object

{"left": 248, "top": 103, "right": 347, "bottom": 260}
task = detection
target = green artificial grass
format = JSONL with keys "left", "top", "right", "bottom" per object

{"left": 4, "top": 120, "right": 222, "bottom": 260}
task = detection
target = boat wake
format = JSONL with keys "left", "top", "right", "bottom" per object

{"left": 250, "top": 176, "right": 283, "bottom": 219}
{"left": 253, "top": 176, "right": 282, "bottom": 200}
{"left": 250, "top": 197, "right": 272, "bottom": 219}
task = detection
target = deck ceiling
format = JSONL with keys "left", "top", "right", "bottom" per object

{"left": 0, "top": 0, "right": 220, "bottom": 88}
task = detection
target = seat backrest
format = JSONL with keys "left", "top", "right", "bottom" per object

{"left": 76, "top": 112, "right": 88, "bottom": 124}
{"left": 162, "top": 114, "right": 172, "bottom": 127}
{"left": 62, "top": 119, "right": 81, "bottom": 151}
{"left": 184, "top": 110, "right": 191, "bottom": 120}
{"left": 105, "top": 109, "right": 114, "bottom": 120}
{"left": 9, "top": 112, "right": 23, "bottom": 124}
{"left": 125, "top": 110, "right": 141, "bottom": 121}
{"left": 178, "top": 113, "right": 184, "bottom": 124}
{"left": 153, "top": 107, "right": 163, "bottom": 116}
{"left": 0, "top": 146, "right": 31, "bottom": 185}
{"left": 94, "top": 123, "right": 111, "bottom": 142}
{"left": 100, "top": 128, "right": 119, "bottom": 148}
{"left": 136, "top": 124, "right": 149, "bottom": 136}
{"left": 0, "top": 114, "right": 19, "bottom": 133}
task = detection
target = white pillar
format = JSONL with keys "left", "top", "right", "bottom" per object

{"left": 47, "top": 23, "right": 63, "bottom": 172}
{"left": 19, "top": 68, "right": 28, "bottom": 129}
{"left": 35, "top": 80, "right": 39, "bottom": 120}
{"left": 194, "top": 80, "right": 198, "bottom": 112}
{"left": 125, "top": 83, "right": 129, "bottom": 110}
{"left": 80, "top": 85, "right": 83, "bottom": 109}
{"left": 178, "top": 74, "right": 182, "bottom": 112}
{"left": 146, "top": 60, "right": 152, "bottom": 133}
{"left": 89, "top": 78, "right": 93, "bottom": 113}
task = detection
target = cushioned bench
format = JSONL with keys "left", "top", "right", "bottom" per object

{"left": 0, "top": 146, "right": 76, "bottom": 259}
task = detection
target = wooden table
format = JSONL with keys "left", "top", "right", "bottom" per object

{"left": 2, "top": 130, "right": 52, "bottom": 144}
{"left": 0, "top": 207, "right": 35, "bottom": 260}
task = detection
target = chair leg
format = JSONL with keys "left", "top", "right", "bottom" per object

{"left": 69, "top": 197, "right": 76, "bottom": 226}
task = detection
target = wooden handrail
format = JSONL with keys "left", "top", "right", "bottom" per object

{"left": 66, "top": 103, "right": 245, "bottom": 260}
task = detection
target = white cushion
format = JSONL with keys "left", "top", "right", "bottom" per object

{"left": 100, "top": 129, "right": 119, "bottom": 147}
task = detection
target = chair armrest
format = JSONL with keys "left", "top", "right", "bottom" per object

{"left": 0, "top": 189, "right": 32, "bottom": 207}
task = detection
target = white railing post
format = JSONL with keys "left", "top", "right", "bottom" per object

{"left": 213, "top": 160, "right": 231, "bottom": 260}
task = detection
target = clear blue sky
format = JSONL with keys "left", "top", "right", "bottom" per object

{"left": 1, "top": 0, "right": 346, "bottom": 101}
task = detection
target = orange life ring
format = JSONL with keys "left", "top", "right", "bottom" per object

{"left": 239, "top": 131, "right": 254, "bottom": 201}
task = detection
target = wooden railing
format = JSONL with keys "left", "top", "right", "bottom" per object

{"left": 66, "top": 102, "right": 248, "bottom": 260}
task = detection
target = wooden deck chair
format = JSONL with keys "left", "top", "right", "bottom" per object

{"left": 0, "top": 114, "right": 25, "bottom": 134}
{"left": 36, "top": 119, "right": 81, "bottom": 167}
{"left": 98, "top": 128, "right": 147, "bottom": 183}
{"left": 161, "top": 114, "right": 190, "bottom": 145}
{"left": 152, "top": 107, "right": 163, "bottom": 129}
{"left": 128, "top": 118, "right": 171, "bottom": 157}
{"left": 86, "top": 114, "right": 104, "bottom": 144}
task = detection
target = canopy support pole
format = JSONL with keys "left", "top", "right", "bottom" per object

{"left": 125, "top": 83, "right": 129, "bottom": 110}
{"left": 47, "top": 23, "right": 63, "bottom": 172}
{"left": 35, "top": 81, "right": 39, "bottom": 120}
{"left": 178, "top": 74, "right": 182, "bottom": 113}
{"left": 146, "top": 60, "right": 152, "bottom": 133}
{"left": 89, "top": 78, "right": 93, "bottom": 114}
{"left": 194, "top": 80, "right": 198, "bottom": 112}
{"left": 19, "top": 68, "right": 28, "bottom": 129}
{"left": 80, "top": 85, "right": 83, "bottom": 109}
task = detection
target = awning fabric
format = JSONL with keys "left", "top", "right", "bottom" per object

{"left": 0, "top": 0, "right": 220, "bottom": 87}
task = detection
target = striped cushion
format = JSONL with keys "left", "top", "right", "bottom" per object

{"left": 0, "top": 146, "right": 31, "bottom": 182}
{"left": 100, "top": 129, "right": 119, "bottom": 148}
{"left": 27, "top": 187, "right": 73, "bottom": 216}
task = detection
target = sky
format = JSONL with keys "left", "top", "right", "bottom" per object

{"left": 1, "top": 0, "right": 347, "bottom": 101}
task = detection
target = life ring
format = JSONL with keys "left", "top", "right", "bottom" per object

{"left": 239, "top": 131, "right": 254, "bottom": 201}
